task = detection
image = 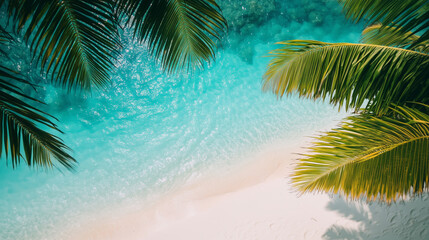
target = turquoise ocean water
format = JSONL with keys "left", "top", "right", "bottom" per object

{"left": 0, "top": 1, "right": 362, "bottom": 239}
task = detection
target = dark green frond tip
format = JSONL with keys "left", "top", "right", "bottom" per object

{"left": 292, "top": 104, "right": 429, "bottom": 203}
{"left": 0, "top": 66, "right": 75, "bottom": 170}
{"left": 263, "top": 40, "right": 429, "bottom": 115}
{"left": 120, "top": 0, "right": 227, "bottom": 73}
{"left": 10, "top": 0, "right": 121, "bottom": 91}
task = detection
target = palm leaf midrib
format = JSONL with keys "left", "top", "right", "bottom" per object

{"left": 266, "top": 42, "right": 429, "bottom": 87}
{"left": 298, "top": 137, "right": 429, "bottom": 193}
{"left": 174, "top": 0, "right": 195, "bottom": 53}
{"left": 297, "top": 119, "right": 429, "bottom": 191}
{"left": 61, "top": 1, "right": 92, "bottom": 79}
{"left": 274, "top": 42, "right": 429, "bottom": 58}
{"left": 1, "top": 104, "right": 56, "bottom": 161}
{"left": 265, "top": 40, "right": 429, "bottom": 114}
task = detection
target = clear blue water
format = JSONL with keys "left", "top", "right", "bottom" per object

{"left": 0, "top": 1, "right": 362, "bottom": 239}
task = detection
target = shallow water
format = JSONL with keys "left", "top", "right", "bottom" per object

{"left": 0, "top": 1, "right": 362, "bottom": 239}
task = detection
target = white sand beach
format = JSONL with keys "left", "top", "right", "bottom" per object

{"left": 65, "top": 139, "right": 429, "bottom": 240}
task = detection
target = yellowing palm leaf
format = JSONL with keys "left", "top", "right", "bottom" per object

{"left": 362, "top": 24, "right": 429, "bottom": 53}
{"left": 292, "top": 104, "right": 429, "bottom": 203}
{"left": 263, "top": 40, "right": 429, "bottom": 115}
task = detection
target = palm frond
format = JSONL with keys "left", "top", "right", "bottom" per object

{"left": 7, "top": 0, "right": 121, "bottom": 90}
{"left": 362, "top": 24, "right": 429, "bottom": 53}
{"left": 292, "top": 104, "right": 429, "bottom": 203}
{"left": 340, "top": 0, "right": 429, "bottom": 46}
{"left": 119, "top": 0, "right": 226, "bottom": 72}
{"left": 0, "top": 66, "right": 75, "bottom": 169}
{"left": 263, "top": 40, "right": 429, "bottom": 115}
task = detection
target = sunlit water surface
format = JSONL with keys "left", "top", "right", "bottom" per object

{"left": 0, "top": 1, "right": 362, "bottom": 239}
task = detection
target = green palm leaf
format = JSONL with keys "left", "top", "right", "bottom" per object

{"left": 362, "top": 24, "right": 429, "bottom": 53}
{"left": 6, "top": 0, "right": 121, "bottom": 90}
{"left": 263, "top": 40, "right": 429, "bottom": 115}
{"left": 0, "top": 66, "right": 75, "bottom": 169}
{"left": 340, "top": 0, "right": 429, "bottom": 46}
{"left": 292, "top": 104, "right": 429, "bottom": 203}
{"left": 119, "top": 0, "right": 226, "bottom": 72}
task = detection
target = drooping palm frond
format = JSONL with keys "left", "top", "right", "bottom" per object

{"left": 362, "top": 24, "right": 429, "bottom": 53}
{"left": 263, "top": 40, "right": 429, "bottom": 115}
{"left": 6, "top": 0, "right": 121, "bottom": 90}
{"left": 118, "top": 0, "right": 226, "bottom": 72}
{"left": 292, "top": 104, "right": 429, "bottom": 203}
{"left": 0, "top": 66, "right": 75, "bottom": 169}
{"left": 340, "top": 0, "right": 429, "bottom": 47}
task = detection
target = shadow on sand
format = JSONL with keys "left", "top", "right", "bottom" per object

{"left": 323, "top": 194, "right": 429, "bottom": 240}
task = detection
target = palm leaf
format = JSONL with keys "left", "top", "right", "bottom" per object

{"left": 6, "top": 0, "right": 121, "bottom": 90}
{"left": 292, "top": 104, "right": 429, "bottom": 203}
{"left": 362, "top": 24, "right": 429, "bottom": 53}
{"left": 119, "top": 0, "right": 226, "bottom": 72}
{"left": 340, "top": 0, "right": 429, "bottom": 46}
{"left": 263, "top": 40, "right": 429, "bottom": 115}
{"left": 0, "top": 66, "right": 75, "bottom": 169}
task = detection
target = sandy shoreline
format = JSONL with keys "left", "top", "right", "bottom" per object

{"left": 63, "top": 137, "right": 429, "bottom": 240}
{"left": 63, "top": 138, "right": 359, "bottom": 240}
{"left": 138, "top": 139, "right": 361, "bottom": 240}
